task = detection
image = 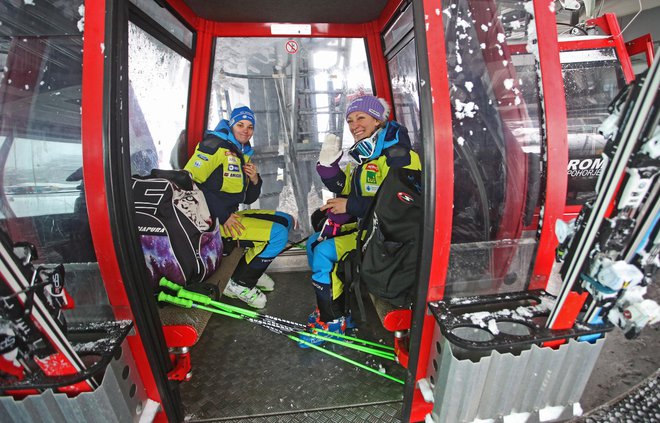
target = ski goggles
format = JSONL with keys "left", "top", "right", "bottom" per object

{"left": 348, "top": 129, "right": 381, "bottom": 164}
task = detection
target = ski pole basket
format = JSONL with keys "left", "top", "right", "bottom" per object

{"left": 0, "top": 320, "right": 133, "bottom": 394}
{"left": 424, "top": 290, "right": 611, "bottom": 423}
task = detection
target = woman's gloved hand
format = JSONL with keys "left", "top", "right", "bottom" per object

{"left": 318, "top": 133, "right": 343, "bottom": 166}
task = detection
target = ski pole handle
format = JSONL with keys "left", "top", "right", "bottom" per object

{"left": 176, "top": 289, "right": 212, "bottom": 305}
{"left": 158, "top": 292, "right": 193, "bottom": 308}
{"left": 159, "top": 277, "right": 182, "bottom": 292}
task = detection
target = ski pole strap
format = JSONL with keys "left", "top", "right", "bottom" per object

{"left": 288, "top": 334, "right": 404, "bottom": 384}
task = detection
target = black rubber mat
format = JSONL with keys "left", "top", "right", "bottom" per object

{"left": 180, "top": 271, "right": 406, "bottom": 422}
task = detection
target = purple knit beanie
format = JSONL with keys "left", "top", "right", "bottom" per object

{"left": 345, "top": 95, "right": 390, "bottom": 121}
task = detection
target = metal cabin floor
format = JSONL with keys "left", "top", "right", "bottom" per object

{"left": 180, "top": 271, "right": 406, "bottom": 422}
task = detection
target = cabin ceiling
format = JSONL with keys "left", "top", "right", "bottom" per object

{"left": 180, "top": 0, "right": 391, "bottom": 24}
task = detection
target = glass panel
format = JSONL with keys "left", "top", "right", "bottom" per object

{"left": 382, "top": 4, "right": 414, "bottom": 54}
{"left": 0, "top": 0, "right": 96, "bottom": 264}
{"left": 0, "top": 0, "right": 109, "bottom": 321}
{"left": 128, "top": 22, "right": 191, "bottom": 175}
{"left": 388, "top": 39, "right": 421, "bottom": 152}
{"left": 208, "top": 37, "right": 372, "bottom": 239}
{"left": 441, "top": 0, "right": 542, "bottom": 297}
{"left": 561, "top": 48, "right": 625, "bottom": 205}
{"left": 130, "top": 0, "right": 194, "bottom": 49}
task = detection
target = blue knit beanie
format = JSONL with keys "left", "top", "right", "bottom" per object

{"left": 229, "top": 105, "right": 256, "bottom": 128}
{"left": 345, "top": 95, "right": 390, "bottom": 121}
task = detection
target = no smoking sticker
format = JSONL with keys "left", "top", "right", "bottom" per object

{"left": 285, "top": 40, "right": 298, "bottom": 54}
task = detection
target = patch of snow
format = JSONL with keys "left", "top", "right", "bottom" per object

{"left": 503, "top": 412, "right": 531, "bottom": 423}
{"left": 454, "top": 99, "right": 478, "bottom": 119}
{"left": 539, "top": 405, "right": 565, "bottom": 421}
{"left": 138, "top": 399, "right": 161, "bottom": 423}
{"left": 77, "top": 5, "right": 85, "bottom": 32}
{"left": 456, "top": 17, "right": 471, "bottom": 31}
{"left": 573, "top": 402, "right": 583, "bottom": 416}
{"left": 487, "top": 319, "right": 499, "bottom": 335}
{"left": 417, "top": 378, "right": 435, "bottom": 403}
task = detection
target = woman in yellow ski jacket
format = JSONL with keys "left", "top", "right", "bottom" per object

{"left": 185, "top": 105, "right": 293, "bottom": 309}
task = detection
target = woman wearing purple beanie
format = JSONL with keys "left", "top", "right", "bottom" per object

{"left": 299, "top": 95, "right": 422, "bottom": 347}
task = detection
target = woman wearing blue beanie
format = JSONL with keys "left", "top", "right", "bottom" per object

{"left": 184, "top": 105, "right": 293, "bottom": 309}
{"left": 299, "top": 95, "right": 422, "bottom": 346}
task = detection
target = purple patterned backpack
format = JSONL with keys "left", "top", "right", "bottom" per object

{"left": 132, "top": 169, "right": 222, "bottom": 289}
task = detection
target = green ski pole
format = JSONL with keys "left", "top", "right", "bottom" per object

{"left": 158, "top": 291, "right": 395, "bottom": 359}
{"left": 158, "top": 289, "right": 396, "bottom": 360}
{"left": 160, "top": 277, "right": 395, "bottom": 352}
{"left": 289, "top": 334, "right": 404, "bottom": 384}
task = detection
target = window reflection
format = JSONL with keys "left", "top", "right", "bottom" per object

{"left": 442, "top": 0, "right": 542, "bottom": 296}
{"left": 128, "top": 22, "right": 191, "bottom": 175}
{"left": 0, "top": 1, "right": 94, "bottom": 265}
{"left": 561, "top": 48, "right": 625, "bottom": 205}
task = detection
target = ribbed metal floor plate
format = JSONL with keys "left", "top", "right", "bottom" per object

{"left": 180, "top": 271, "right": 406, "bottom": 422}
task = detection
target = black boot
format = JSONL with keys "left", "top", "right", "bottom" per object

{"left": 312, "top": 281, "right": 345, "bottom": 323}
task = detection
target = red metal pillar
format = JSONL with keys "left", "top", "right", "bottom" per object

{"left": 529, "top": 0, "right": 569, "bottom": 291}
{"left": 187, "top": 19, "right": 214, "bottom": 156}
{"left": 81, "top": 0, "right": 164, "bottom": 412}
{"left": 407, "top": 0, "right": 455, "bottom": 420}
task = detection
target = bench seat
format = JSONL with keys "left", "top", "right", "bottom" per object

{"left": 158, "top": 249, "right": 242, "bottom": 380}
{"left": 368, "top": 293, "right": 413, "bottom": 368}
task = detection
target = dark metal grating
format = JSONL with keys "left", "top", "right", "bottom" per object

{"left": 180, "top": 271, "right": 406, "bottom": 422}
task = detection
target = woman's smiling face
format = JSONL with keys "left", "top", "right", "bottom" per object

{"left": 232, "top": 120, "right": 254, "bottom": 144}
{"left": 346, "top": 111, "right": 381, "bottom": 142}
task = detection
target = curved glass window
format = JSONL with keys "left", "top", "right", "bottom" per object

{"left": 561, "top": 48, "right": 625, "bottom": 205}
{"left": 0, "top": 1, "right": 111, "bottom": 322}
{"left": 442, "top": 0, "right": 542, "bottom": 296}
{"left": 128, "top": 22, "right": 191, "bottom": 175}
{"left": 0, "top": 1, "right": 94, "bottom": 264}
